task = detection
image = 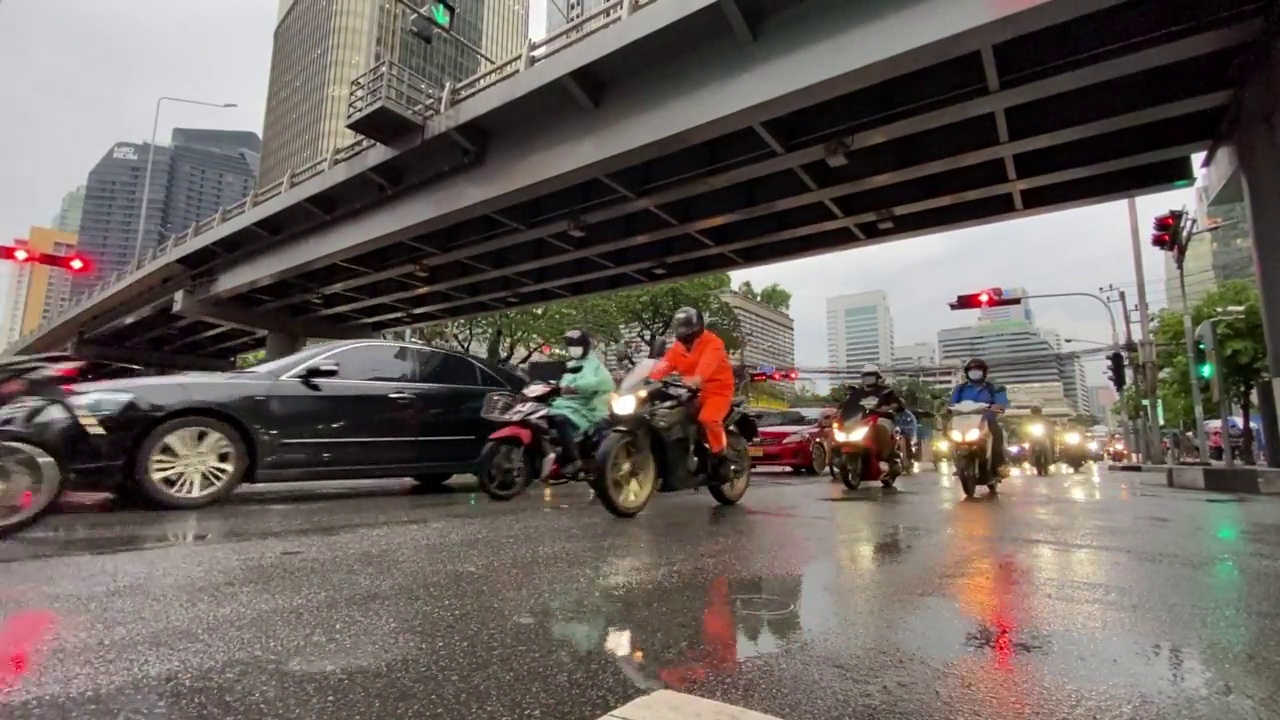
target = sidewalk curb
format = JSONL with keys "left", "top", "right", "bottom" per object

{"left": 1134, "top": 465, "right": 1280, "bottom": 495}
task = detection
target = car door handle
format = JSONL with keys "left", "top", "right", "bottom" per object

{"left": 387, "top": 392, "right": 415, "bottom": 402}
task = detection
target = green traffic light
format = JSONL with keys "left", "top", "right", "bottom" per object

{"left": 427, "top": 1, "right": 454, "bottom": 30}
{"left": 1198, "top": 363, "right": 1214, "bottom": 379}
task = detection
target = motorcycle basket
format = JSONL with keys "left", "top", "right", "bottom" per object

{"left": 481, "top": 392, "right": 522, "bottom": 422}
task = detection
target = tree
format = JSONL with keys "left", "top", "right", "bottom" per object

{"left": 611, "top": 273, "right": 742, "bottom": 351}
{"left": 736, "top": 280, "right": 792, "bottom": 313}
{"left": 398, "top": 299, "right": 618, "bottom": 365}
{"left": 1070, "top": 413, "right": 1101, "bottom": 428}
{"left": 891, "top": 376, "right": 946, "bottom": 415}
{"left": 236, "top": 349, "right": 266, "bottom": 369}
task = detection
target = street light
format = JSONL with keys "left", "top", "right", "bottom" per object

{"left": 133, "top": 97, "right": 238, "bottom": 270}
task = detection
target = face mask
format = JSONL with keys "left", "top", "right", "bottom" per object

{"left": 967, "top": 370, "right": 984, "bottom": 382}
{"left": 571, "top": 346, "right": 588, "bottom": 359}
{"left": 861, "top": 374, "right": 877, "bottom": 387}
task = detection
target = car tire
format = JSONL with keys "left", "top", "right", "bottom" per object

{"left": 412, "top": 473, "right": 453, "bottom": 489}
{"left": 809, "top": 443, "right": 827, "bottom": 475}
{"left": 131, "top": 416, "right": 249, "bottom": 510}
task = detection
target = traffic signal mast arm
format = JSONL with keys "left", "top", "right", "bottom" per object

{"left": 0, "top": 244, "right": 91, "bottom": 273}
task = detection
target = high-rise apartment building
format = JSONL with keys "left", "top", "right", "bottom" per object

{"left": 75, "top": 130, "right": 259, "bottom": 299}
{"left": 826, "top": 291, "right": 893, "bottom": 369}
{"left": 720, "top": 291, "right": 795, "bottom": 371}
{"left": 51, "top": 186, "right": 86, "bottom": 234}
{"left": 1163, "top": 184, "right": 1255, "bottom": 308}
{"left": 3, "top": 227, "right": 79, "bottom": 345}
{"left": 891, "top": 342, "right": 935, "bottom": 368}
{"left": 544, "top": 0, "right": 608, "bottom": 34}
{"left": 937, "top": 320, "right": 1090, "bottom": 413}
{"left": 260, "top": 0, "right": 528, "bottom": 186}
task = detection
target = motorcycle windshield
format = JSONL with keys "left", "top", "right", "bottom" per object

{"left": 951, "top": 415, "right": 983, "bottom": 435}
{"left": 619, "top": 359, "right": 657, "bottom": 392}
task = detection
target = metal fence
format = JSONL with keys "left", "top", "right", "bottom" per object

{"left": 22, "top": 0, "right": 662, "bottom": 347}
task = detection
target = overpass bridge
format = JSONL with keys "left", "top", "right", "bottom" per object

{"left": 8, "top": 0, "right": 1271, "bottom": 366}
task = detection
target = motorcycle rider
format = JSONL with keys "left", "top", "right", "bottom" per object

{"left": 836, "top": 364, "right": 903, "bottom": 472}
{"left": 648, "top": 307, "right": 737, "bottom": 482}
{"left": 894, "top": 405, "right": 919, "bottom": 468}
{"left": 543, "top": 329, "right": 615, "bottom": 479}
{"left": 1025, "top": 403, "right": 1055, "bottom": 460}
{"left": 949, "top": 358, "right": 1010, "bottom": 476}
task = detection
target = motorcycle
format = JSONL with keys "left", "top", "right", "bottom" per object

{"left": 477, "top": 375, "right": 603, "bottom": 501}
{"left": 0, "top": 398, "right": 67, "bottom": 538}
{"left": 593, "top": 356, "right": 756, "bottom": 518}
{"left": 831, "top": 396, "right": 898, "bottom": 491}
{"left": 931, "top": 437, "right": 951, "bottom": 470}
{"left": 1057, "top": 431, "right": 1089, "bottom": 472}
{"left": 897, "top": 431, "right": 916, "bottom": 476}
{"left": 1025, "top": 422, "right": 1053, "bottom": 476}
{"left": 1106, "top": 441, "right": 1127, "bottom": 463}
{"left": 946, "top": 400, "right": 999, "bottom": 498}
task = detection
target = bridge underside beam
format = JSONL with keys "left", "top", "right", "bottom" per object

{"left": 70, "top": 341, "right": 234, "bottom": 372}
{"left": 171, "top": 289, "right": 373, "bottom": 340}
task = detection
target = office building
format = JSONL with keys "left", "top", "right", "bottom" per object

{"left": 937, "top": 320, "right": 1090, "bottom": 413}
{"left": 4, "top": 227, "right": 79, "bottom": 345}
{"left": 721, "top": 291, "right": 795, "bottom": 371}
{"left": 1090, "top": 385, "right": 1118, "bottom": 425}
{"left": 826, "top": 291, "right": 893, "bottom": 370}
{"left": 544, "top": 0, "right": 608, "bottom": 34}
{"left": 75, "top": 130, "right": 259, "bottom": 298}
{"left": 51, "top": 186, "right": 86, "bottom": 233}
{"left": 979, "top": 287, "right": 1033, "bottom": 323}
{"left": 891, "top": 342, "right": 935, "bottom": 369}
{"left": 260, "top": 0, "right": 528, "bottom": 185}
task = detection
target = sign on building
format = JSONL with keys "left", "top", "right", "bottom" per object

{"left": 112, "top": 145, "right": 139, "bottom": 160}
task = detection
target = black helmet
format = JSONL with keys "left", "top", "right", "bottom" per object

{"left": 964, "top": 358, "right": 989, "bottom": 373}
{"left": 671, "top": 307, "right": 705, "bottom": 343}
{"left": 564, "top": 329, "right": 591, "bottom": 357}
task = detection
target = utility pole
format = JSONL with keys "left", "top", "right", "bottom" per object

{"left": 1117, "top": 289, "right": 1142, "bottom": 458}
{"left": 1128, "top": 197, "right": 1161, "bottom": 460}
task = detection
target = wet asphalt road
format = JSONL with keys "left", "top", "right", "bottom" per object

{"left": 1, "top": 467, "right": 1279, "bottom": 719}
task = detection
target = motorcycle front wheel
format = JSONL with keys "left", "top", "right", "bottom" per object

{"left": 840, "top": 449, "right": 864, "bottom": 491}
{"left": 477, "top": 439, "right": 533, "bottom": 501}
{"left": 594, "top": 433, "right": 657, "bottom": 518}
{"left": 0, "top": 441, "right": 64, "bottom": 538}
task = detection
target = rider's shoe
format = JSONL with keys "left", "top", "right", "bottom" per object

{"left": 559, "top": 460, "right": 582, "bottom": 481}
{"left": 996, "top": 464, "right": 1011, "bottom": 479}
{"left": 540, "top": 453, "right": 558, "bottom": 480}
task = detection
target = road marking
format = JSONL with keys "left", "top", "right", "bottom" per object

{"left": 601, "top": 690, "right": 786, "bottom": 720}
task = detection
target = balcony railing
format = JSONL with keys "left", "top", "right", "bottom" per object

{"left": 18, "top": 0, "right": 663, "bottom": 349}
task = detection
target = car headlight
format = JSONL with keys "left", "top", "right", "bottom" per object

{"left": 832, "top": 429, "right": 847, "bottom": 442}
{"left": 1029, "top": 424, "right": 1045, "bottom": 437}
{"left": 1064, "top": 432, "right": 1081, "bottom": 445}
{"left": 66, "top": 390, "right": 135, "bottom": 417}
{"left": 964, "top": 428, "right": 981, "bottom": 442}
{"left": 1087, "top": 441, "right": 1099, "bottom": 451}
{"left": 610, "top": 393, "right": 638, "bottom": 416}
{"left": 849, "top": 426, "right": 869, "bottom": 442}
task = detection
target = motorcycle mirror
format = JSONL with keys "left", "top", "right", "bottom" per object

{"left": 615, "top": 347, "right": 632, "bottom": 364}
{"left": 649, "top": 337, "right": 668, "bottom": 358}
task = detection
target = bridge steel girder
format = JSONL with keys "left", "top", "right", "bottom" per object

{"left": 201, "top": 0, "right": 1125, "bottom": 301}
{"left": 170, "top": 289, "right": 374, "bottom": 341}
{"left": 70, "top": 341, "right": 234, "bottom": 373}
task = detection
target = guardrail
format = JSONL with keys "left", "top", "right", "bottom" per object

{"left": 19, "top": 0, "right": 662, "bottom": 348}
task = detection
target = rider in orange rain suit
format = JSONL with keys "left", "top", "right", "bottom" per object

{"left": 649, "top": 307, "right": 737, "bottom": 481}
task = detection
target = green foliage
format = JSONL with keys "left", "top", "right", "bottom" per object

{"left": 1070, "top": 413, "right": 1101, "bottom": 428}
{"left": 891, "top": 376, "right": 947, "bottom": 414}
{"left": 235, "top": 349, "right": 266, "bottom": 369}
{"left": 610, "top": 273, "right": 741, "bottom": 351}
{"left": 736, "top": 280, "right": 792, "bottom": 312}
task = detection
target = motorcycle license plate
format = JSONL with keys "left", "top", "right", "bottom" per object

{"left": 748, "top": 446, "right": 764, "bottom": 458}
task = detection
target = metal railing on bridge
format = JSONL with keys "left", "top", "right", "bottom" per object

{"left": 19, "top": 0, "right": 662, "bottom": 350}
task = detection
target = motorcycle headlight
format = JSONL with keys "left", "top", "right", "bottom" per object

{"left": 832, "top": 429, "right": 848, "bottom": 442}
{"left": 849, "top": 426, "right": 869, "bottom": 442}
{"left": 935, "top": 440, "right": 950, "bottom": 451}
{"left": 610, "top": 393, "right": 638, "bottom": 416}
{"left": 964, "top": 428, "right": 980, "bottom": 442}
{"left": 66, "top": 390, "right": 134, "bottom": 417}
{"left": 1087, "top": 441, "right": 1099, "bottom": 451}
{"left": 1064, "top": 432, "right": 1081, "bottom": 445}
{"left": 949, "top": 429, "right": 963, "bottom": 442}
{"left": 1029, "top": 424, "right": 1045, "bottom": 437}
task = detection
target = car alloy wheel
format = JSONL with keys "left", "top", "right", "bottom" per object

{"left": 147, "top": 426, "right": 238, "bottom": 499}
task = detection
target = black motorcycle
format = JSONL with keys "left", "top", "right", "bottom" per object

{"left": 593, "top": 359, "right": 756, "bottom": 518}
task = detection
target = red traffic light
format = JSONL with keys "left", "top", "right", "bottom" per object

{"left": 12, "top": 248, "right": 31, "bottom": 262}
{"left": 41, "top": 253, "right": 91, "bottom": 273}
{"left": 1150, "top": 211, "right": 1184, "bottom": 252}
{"left": 977, "top": 291, "right": 991, "bottom": 305}
{"left": 0, "top": 246, "right": 36, "bottom": 262}
{"left": 950, "top": 288, "right": 1018, "bottom": 310}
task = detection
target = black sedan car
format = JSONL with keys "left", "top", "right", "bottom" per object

{"left": 0, "top": 340, "right": 525, "bottom": 509}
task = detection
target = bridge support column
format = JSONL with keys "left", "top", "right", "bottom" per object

{"left": 265, "top": 332, "right": 304, "bottom": 360}
{"left": 1233, "top": 36, "right": 1280, "bottom": 454}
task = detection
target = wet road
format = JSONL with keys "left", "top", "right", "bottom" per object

{"left": 2, "top": 467, "right": 1279, "bottom": 719}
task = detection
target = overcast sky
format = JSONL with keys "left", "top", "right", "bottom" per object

{"left": 0, "top": 0, "right": 1208, "bottom": 386}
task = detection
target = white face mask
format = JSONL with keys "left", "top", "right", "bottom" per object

{"left": 967, "top": 370, "right": 984, "bottom": 382}
{"left": 570, "top": 346, "right": 588, "bottom": 359}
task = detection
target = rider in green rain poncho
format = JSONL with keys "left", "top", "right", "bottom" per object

{"left": 543, "top": 329, "right": 616, "bottom": 479}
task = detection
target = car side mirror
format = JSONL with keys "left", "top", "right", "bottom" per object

{"left": 302, "top": 362, "right": 339, "bottom": 379}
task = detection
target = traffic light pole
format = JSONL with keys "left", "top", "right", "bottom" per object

{"left": 1115, "top": 288, "right": 1141, "bottom": 459}
{"left": 1128, "top": 197, "right": 1161, "bottom": 461}
{"left": 1177, "top": 224, "right": 1209, "bottom": 461}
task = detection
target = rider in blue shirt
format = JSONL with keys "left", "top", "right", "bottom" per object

{"left": 894, "top": 407, "right": 919, "bottom": 465}
{"left": 949, "top": 358, "right": 1010, "bottom": 476}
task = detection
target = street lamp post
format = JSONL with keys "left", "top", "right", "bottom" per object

{"left": 133, "top": 96, "right": 237, "bottom": 271}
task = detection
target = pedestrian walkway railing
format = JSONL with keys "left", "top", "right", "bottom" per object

{"left": 18, "top": 0, "right": 664, "bottom": 349}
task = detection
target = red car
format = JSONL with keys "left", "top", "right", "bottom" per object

{"left": 747, "top": 408, "right": 833, "bottom": 474}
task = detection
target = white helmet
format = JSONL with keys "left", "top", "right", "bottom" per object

{"left": 860, "top": 364, "right": 881, "bottom": 375}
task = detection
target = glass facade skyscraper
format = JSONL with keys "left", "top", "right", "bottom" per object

{"left": 260, "top": 0, "right": 529, "bottom": 186}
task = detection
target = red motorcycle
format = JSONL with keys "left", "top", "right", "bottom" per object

{"left": 831, "top": 399, "right": 897, "bottom": 490}
{"left": 476, "top": 379, "right": 601, "bottom": 501}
